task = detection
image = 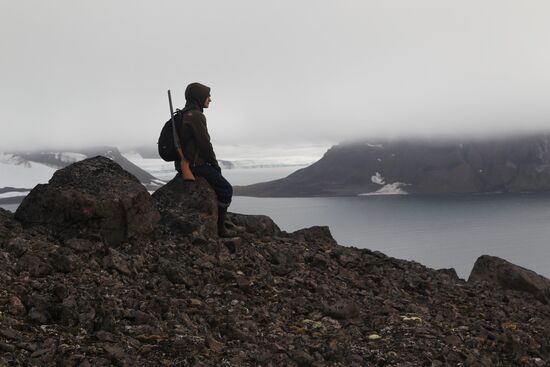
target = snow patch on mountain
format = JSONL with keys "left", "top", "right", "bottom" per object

{"left": 0, "top": 153, "right": 30, "bottom": 167}
{"left": 371, "top": 172, "right": 385, "bottom": 185}
{"left": 366, "top": 143, "right": 384, "bottom": 148}
{"left": 359, "top": 182, "right": 410, "bottom": 196}
{"left": 54, "top": 152, "right": 87, "bottom": 164}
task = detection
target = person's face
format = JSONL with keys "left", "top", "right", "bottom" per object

{"left": 203, "top": 95, "right": 212, "bottom": 109}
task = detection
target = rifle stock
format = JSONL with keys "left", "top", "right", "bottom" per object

{"left": 168, "top": 90, "right": 195, "bottom": 181}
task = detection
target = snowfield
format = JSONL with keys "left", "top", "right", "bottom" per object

{"left": 0, "top": 191, "right": 31, "bottom": 199}
{"left": 54, "top": 152, "right": 87, "bottom": 164}
{"left": 0, "top": 154, "right": 57, "bottom": 189}
{"left": 365, "top": 143, "right": 384, "bottom": 148}
{"left": 121, "top": 151, "right": 320, "bottom": 182}
{"left": 123, "top": 152, "right": 318, "bottom": 169}
{"left": 359, "top": 182, "right": 409, "bottom": 196}
{"left": 223, "top": 157, "right": 316, "bottom": 169}
{"left": 121, "top": 152, "right": 176, "bottom": 181}
{"left": 371, "top": 172, "right": 385, "bottom": 185}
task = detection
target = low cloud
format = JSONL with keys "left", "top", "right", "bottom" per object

{"left": 2, "top": 0, "right": 550, "bottom": 152}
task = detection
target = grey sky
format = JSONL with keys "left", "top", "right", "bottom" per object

{"left": 2, "top": 0, "right": 550, "bottom": 152}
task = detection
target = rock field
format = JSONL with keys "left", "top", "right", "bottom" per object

{"left": 1, "top": 156, "right": 550, "bottom": 366}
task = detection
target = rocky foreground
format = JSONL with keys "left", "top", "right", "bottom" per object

{"left": 1, "top": 157, "right": 550, "bottom": 366}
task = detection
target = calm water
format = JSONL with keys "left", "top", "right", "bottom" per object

{"left": 231, "top": 193, "right": 550, "bottom": 279}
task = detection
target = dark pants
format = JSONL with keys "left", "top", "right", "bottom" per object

{"left": 191, "top": 164, "right": 233, "bottom": 207}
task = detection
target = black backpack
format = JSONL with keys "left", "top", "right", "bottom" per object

{"left": 157, "top": 110, "right": 184, "bottom": 161}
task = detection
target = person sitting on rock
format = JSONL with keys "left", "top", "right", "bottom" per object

{"left": 174, "top": 82, "right": 237, "bottom": 238}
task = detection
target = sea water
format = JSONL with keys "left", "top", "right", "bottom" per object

{"left": 231, "top": 193, "right": 550, "bottom": 279}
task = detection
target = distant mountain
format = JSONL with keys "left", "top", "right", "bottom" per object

{"left": 0, "top": 147, "right": 164, "bottom": 206}
{"left": 235, "top": 134, "right": 550, "bottom": 197}
{"left": 133, "top": 145, "right": 160, "bottom": 159}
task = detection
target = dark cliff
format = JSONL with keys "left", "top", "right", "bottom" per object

{"left": 1, "top": 157, "right": 549, "bottom": 366}
{"left": 235, "top": 134, "right": 550, "bottom": 197}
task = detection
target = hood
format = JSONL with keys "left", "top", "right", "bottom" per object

{"left": 185, "top": 82, "right": 211, "bottom": 110}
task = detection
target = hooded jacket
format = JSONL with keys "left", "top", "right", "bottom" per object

{"left": 174, "top": 83, "right": 220, "bottom": 170}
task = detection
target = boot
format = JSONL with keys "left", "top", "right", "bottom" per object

{"left": 217, "top": 205, "right": 238, "bottom": 238}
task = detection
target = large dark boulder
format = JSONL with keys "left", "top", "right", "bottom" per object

{"left": 227, "top": 212, "right": 280, "bottom": 238}
{"left": 290, "top": 226, "right": 336, "bottom": 245}
{"left": 14, "top": 156, "right": 159, "bottom": 245}
{"left": 468, "top": 255, "right": 550, "bottom": 303}
{"left": 152, "top": 175, "right": 282, "bottom": 239}
{"left": 152, "top": 175, "right": 218, "bottom": 238}
{"left": 14, "top": 146, "right": 162, "bottom": 191}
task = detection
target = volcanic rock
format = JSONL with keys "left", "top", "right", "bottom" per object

{"left": 16, "top": 254, "right": 53, "bottom": 277}
{"left": 468, "top": 254, "right": 550, "bottom": 303}
{"left": 14, "top": 156, "right": 159, "bottom": 245}
{"left": 1, "top": 158, "right": 550, "bottom": 366}
{"left": 227, "top": 212, "right": 280, "bottom": 238}
{"left": 0, "top": 208, "right": 15, "bottom": 241}
{"left": 152, "top": 175, "right": 218, "bottom": 237}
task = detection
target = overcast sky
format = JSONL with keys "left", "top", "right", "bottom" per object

{"left": 2, "top": 0, "right": 550, "bottom": 153}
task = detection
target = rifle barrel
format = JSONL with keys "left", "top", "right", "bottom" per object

{"left": 168, "top": 90, "right": 181, "bottom": 149}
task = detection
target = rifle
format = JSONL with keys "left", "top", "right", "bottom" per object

{"left": 168, "top": 90, "right": 195, "bottom": 181}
